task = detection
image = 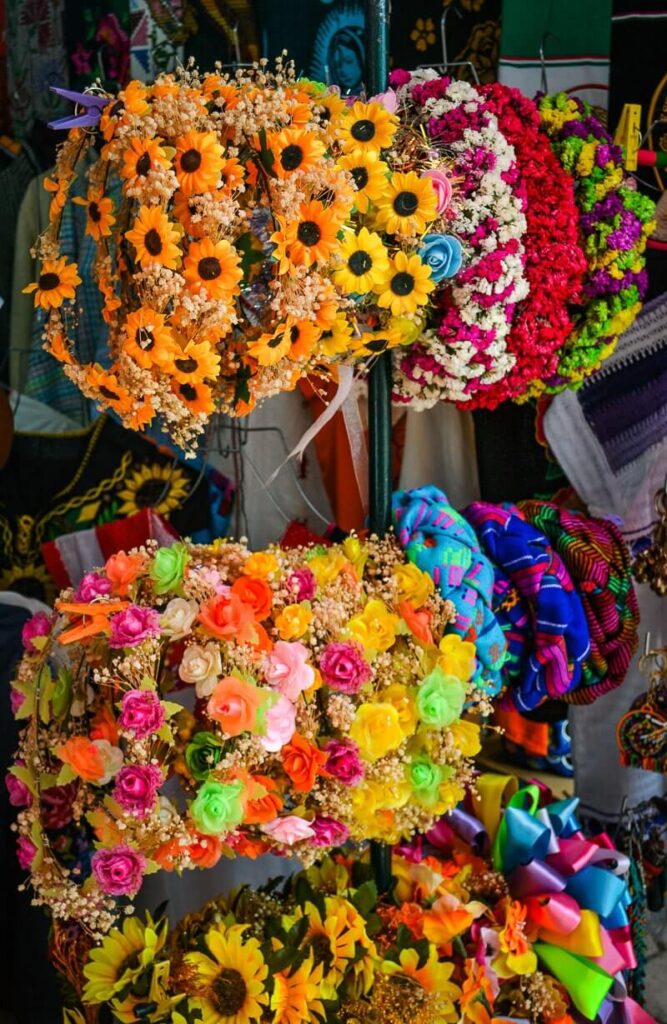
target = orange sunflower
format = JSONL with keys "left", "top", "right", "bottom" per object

{"left": 23, "top": 258, "right": 81, "bottom": 310}
{"left": 183, "top": 238, "right": 242, "bottom": 300}
{"left": 268, "top": 127, "right": 325, "bottom": 179}
{"left": 218, "top": 156, "right": 245, "bottom": 193}
{"left": 121, "top": 137, "right": 171, "bottom": 186}
{"left": 246, "top": 325, "right": 291, "bottom": 366}
{"left": 287, "top": 320, "right": 322, "bottom": 361}
{"left": 122, "top": 308, "right": 174, "bottom": 369}
{"left": 45, "top": 330, "right": 73, "bottom": 365}
{"left": 174, "top": 131, "right": 224, "bottom": 195}
{"left": 338, "top": 100, "right": 398, "bottom": 154}
{"left": 81, "top": 365, "right": 135, "bottom": 417}
{"left": 161, "top": 339, "right": 221, "bottom": 384}
{"left": 43, "top": 176, "right": 69, "bottom": 220}
{"left": 126, "top": 206, "right": 181, "bottom": 269}
{"left": 271, "top": 200, "right": 340, "bottom": 270}
{"left": 72, "top": 190, "right": 116, "bottom": 240}
{"left": 173, "top": 191, "right": 206, "bottom": 237}
{"left": 100, "top": 81, "right": 150, "bottom": 141}
{"left": 171, "top": 379, "right": 215, "bottom": 416}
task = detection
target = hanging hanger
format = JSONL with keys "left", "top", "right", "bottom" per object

{"left": 415, "top": 4, "right": 480, "bottom": 85}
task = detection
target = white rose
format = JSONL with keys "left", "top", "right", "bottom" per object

{"left": 179, "top": 642, "right": 222, "bottom": 698}
{"left": 160, "top": 598, "right": 199, "bottom": 639}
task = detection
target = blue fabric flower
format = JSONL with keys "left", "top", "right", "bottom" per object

{"left": 418, "top": 233, "right": 463, "bottom": 282}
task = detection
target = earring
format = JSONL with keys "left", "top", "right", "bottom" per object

{"left": 617, "top": 638, "right": 667, "bottom": 772}
{"left": 633, "top": 480, "right": 667, "bottom": 596}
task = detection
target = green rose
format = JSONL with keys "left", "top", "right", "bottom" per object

{"left": 150, "top": 543, "right": 190, "bottom": 595}
{"left": 408, "top": 755, "right": 452, "bottom": 806}
{"left": 190, "top": 779, "right": 244, "bottom": 836}
{"left": 185, "top": 731, "right": 225, "bottom": 782}
{"left": 416, "top": 666, "right": 466, "bottom": 727}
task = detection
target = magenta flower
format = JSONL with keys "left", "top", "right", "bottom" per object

{"left": 75, "top": 572, "right": 112, "bottom": 603}
{"left": 40, "top": 782, "right": 78, "bottom": 830}
{"left": 109, "top": 605, "right": 161, "bottom": 649}
{"left": 21, "top": 611, "right": 51, "bottom": 652}
{"left": 10, "top": 687, "right": 25, "bottom": 716}
{"left": 113, "top": 765, "right": 163, "bottom": 818}
{"left": 287, "top": 568, "right": 316, "bottom": 602}
{"left": 5, "top": 769, "right": 31, "bottom": 808}
{"left": 118, "top": 690, "right": 165, "bottom": 739}
{"left": 324, "top": 738, "right": 365, "bottom": 785}
{"left": 16, "top": 836, "right": 37, "bottom": 870}
{"left": 91, "top": 844, "right": 146, "bottom": 896}
{"left": 311, "top": 815, "right": 349, "bottom": 847}
{"left": 319, "top": 642, "right": 371, "bottom": 694}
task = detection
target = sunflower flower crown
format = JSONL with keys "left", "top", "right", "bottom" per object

{"left": 8, "top": 534, "right": 489, "bottom": 936}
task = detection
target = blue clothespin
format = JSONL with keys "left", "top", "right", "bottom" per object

{"left": 48, "top": 87, "right": 110, "bottom": 131}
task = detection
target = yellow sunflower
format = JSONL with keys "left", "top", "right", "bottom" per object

{"left": 349, "top": 325, "right": 402, "bottom": 357}
{"left": 338, "top": 100, "right": 398, "bottom": 153}
{"left": 318, "top": 314, "right": 355, "bottom": 357}
{"left": 383, "top": 947, "right": 461, "bottom": 1020}
{"left": 83, "top": 913, "right": 168, "bottom": 1005}
{"left": 288, "top": 319, "right": 323, "bottom": 361}
{"left": 171, "top": 379, "right": 216, "bottom": 415}
{"left": 184, "top": 923, "right": 268, "bottom": 1024}
{"left": 175, "top": 130, "right": 224, "bottom": 196}
{"left": 375, "top": 251, "right": 435, "bottom": 316}
{"left": 337, "top": 150, "right": 389, "bottom": 213}
{"left": 122, "top": 307, "right": 175, "bottom": 369}
{"left": 117, "top": 462, "right": 190, "bottom": 516}
{"left": 297, "top": 896, "right": 376, "bottom": 995}
{"left": 72, "top": 190, "right": 115, "bottom": 240}
{"left": 374, "top": 171, "right": 438, "bottom": 237}
{"left": 246, "top": 324, "right": 290, "bottom": 366}
{"left": 271, "top": 957, "right": 325, "bottom": 1024}
{"left": 271, "top": 200, "right": 340, "bottom": 269}
{"left": 317, "top": 91, "right": 346, "bottom": 129}
{"left": 334, "top": 227, "right": 390, "bottom": 294}
{"left": 268, "top": 127, "right": 326, "bottom": 179}
{"left": 121, "top": 137, "right": 171, "bottom": 186}
{"left": 126, "top": 206, "right": 181, "bottom": 270}
{"left": 23, "top": 257, "right": 81, "bottom": 310}
{"left": 161, "top": 339, "right": 221, "bottom": 384}
{"left": 183, "top": 238, "right": 243, "bottom": 301}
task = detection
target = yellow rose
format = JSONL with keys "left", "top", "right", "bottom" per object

{"left": 275, "top": 603, "right": 313, "bottom": 640}
{"left": 348, "top": 702, "right": 404, "bottom": 761}
{"left": 244, "top": 551, "right": 279, "bottom": 579}
{"left": 448, "top": 720, "right": 481, "bottom": 757}
{"left": 382, "top": 682, "right": 418, "bottom": 736}
{"left": 308, "top": 551, "right": 347, "bottom": 587}
{"left": 393, "top": 562, "right": 434, "bottom": 608}
{"left": 347, "top": 599, "right": 399, "bottom": 653}
{"left": 342, "top": 536, "right": 367, "bottom": 577}
{"left": 389, "top": 315, "right": 424, "bottom": 346}
{"left": 437, "top": 634, "right": 476, "bottom": 682}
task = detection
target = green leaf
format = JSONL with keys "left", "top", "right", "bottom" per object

{"left": 161, "top": 701, "right": 183, "bottom": 718}
{"left": 351, "top": 879, "right": 378, "bottom": 918}
{"left": 10, "top": 764, "right": 37, "bottom": 797}
{"left": 38, "top": 665, "right": 55, "bottom": 724}
{"left": 56, "top": 763, "right": 77, "bottom": 786}
{"left": 286, "top": 915, "right": 309, "bottom": 948}
{"left": 52, "top": 669, "right": 73, "bottom": 719}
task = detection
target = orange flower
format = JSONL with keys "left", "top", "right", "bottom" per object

{"left": 281, "top": 733, "right": 328, "bottom": 792}
{"left": 227, "top": 833, "right": 268, "bottom": 859}
{"left": 45, "top": 330, "right": 73, "bottom": 365}
{"left": 396, "top": 901, "right": 426, "bottom": 939}
{"left": 243, "top": 774, "right": 283, "bottom": 824}
{"left": 231, "top": 576, "right": 273, "bottom": 620}
{"left": 152, "top": 837, "right": 181, "bottom": 871}
{"left": 183, "top": 237, "right": 242, "bottom": 301}
{"left": 187, "top": 829, "right": 223, "bottom": 868}
{"left": 90, "top": 705, "right": 119, "bottom": 746}
{"left": 399, "top": 601, "right": 434, "bottom": 645}
{"left": 56, "top": 736, "right": 105, "bottom": 782}
{"left": 207, "top": 675, "right": 265, "bottom": 736}
{"left": 423, "top": 893, "right": 475, "bottom": 946}
{"left": 171, "top": 379, "right": 215, "bottom": 416}
{"left": 121, "top": 136, "right": 171, "bottom": 185}
{"left": 105, "top": 550, "right": 146, "bottom": 596}
{"left": 174, "top": 130, "right": 224, "bottom": 195}
{"left": 23, "top": 257, "right": 81, "bottom": 310}
{"left": 198, "top": 592, "right": 258, "bottom": 644}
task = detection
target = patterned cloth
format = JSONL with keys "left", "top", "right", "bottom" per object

{"left": 464, "top": 502, "right": 590, "bottom": 711}
{"left": 392, "top": 485, "right": 507, "bottom": 695}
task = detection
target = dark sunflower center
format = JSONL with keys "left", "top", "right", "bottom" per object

{"left": 281, "top": 144, "right": 303, "bottom": 171}
{"left": 211, "top": 968, "right": 247, "bottom": 1016}
{"left": 137, "top": 328, "right": 154, "bottom": 351}
{"left": 391, "top": 271, "right": 415, "bottom": 296}
{"left": 174, "top": 356, "right": 199, "bottom": 373}
{"left": 136, "top": 152, "right": 152, "bottom": 176}
{"left": 109, "top": 100, "right": 125, "bottom": 118}
{"left": 267, "top": 334, "right": 284, "bottom": 348}
{"left": 89, "top": 202, "right": 102, "bottom": 223}
{"left": 289, "top": 326, "right": 300, "bottom": 344}
{"left": 135, "top": 478, "right": 166, "bottom": 507}
{"left": 351, "top": 166, "right": 369, "bottom": 190}
{"left": 179, "top": 383, "right": 198, "bottom": 401}
{"left": 198, "top": 257, "right": 221, "bottom": 280}
{"left": 348, "top": 250, "right": 372, "bottom": 276}
{"left": 38, "top": 272, "right": 60, "bottom": 291}
{"left": 393, "top": 190, "right": 419, "bottom": 217}
{"left": 351, "top": 119, "right": 376, "bottom": 142}
{"left": 310, "top": 934, "right": 333, "bottom": 971}
{"left": 117, "top": 951, "right": 142, "bottom": 977}
{"left": 144, "top": 229, "right": 163, "bottom": 256}
{"left": 364, "top": 338, "right": 389, "bottom": 353}
{"left": 297, "top": 221, "right": 321, "bottom": 246}
{"left": 181, "top": 148, "right": 202, "bottom": 173}
{"left": 99, "top": 384, "right": 120, "bottom": 401}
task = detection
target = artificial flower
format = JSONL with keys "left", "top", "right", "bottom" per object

{"left": 190, "top": 779, "right": 244, "bottom": 836}
{"left": 416, "top": 666, "right": 466, "bottom": 728}
{"left": 183, "top": 238, "right": 242, "bottom": 301}
{"left": 185, "top": 923, "right": 268, "bottom": 1024}
{"left": 375, "top": 170, "right": 438, "bottom": 237}
{"left": 109, "top": 605, "right": 161, "bottom": 648}
{"left": 113, "top": 765, "right": 163, "bottom": 817}
{"left": 269, "top": 126, "right": 325, "bottom": 178}
{"left": 419, "top": 233, "right": 463, "bottom": 282}
{"left": 208, "top": 676, "right": 266, "bottom": 736}
{"left": 23, "top": 257, "right": 81, "bottom": 309}
{"left": 275, "top": 603, "right": 313, "bottom": 641}
{"left": 337, "top": 149, "right": 389, "bottom": 213}
{"left": 118, "top": 689, "right": 165, "bottom": 738}
{"left": 121, "top": 136, "right": 171, "bottom": 186}
{"left": 338, "top": 100, "right": 398, "bottom": 153}
{"left": 257, "top": 694, "right": 296, "bottom": 752}
{"left": 174, "top": 130, "right": 224, "bottom": 195}
{"left": 160, "top": 597, "right": 199, "bottom": 639}
{"left": 264, "top": 641, "right": 315, "bottom": 701}
{"left": 438, "top": 634, "right": 477, "bottom": 682}
{"left": 393, "top": 561, "right": 434, "bottom": 607}
{"left": 91, "top": 844, "right": 146, "bottom": 896}
{"left": 231, "top": 576, "right": 273, "bottom": 619}
{"left": 334, "top": 227, "right": 389, "bottom": 294}
{"left": 261, "top": 815, "right": 315, "bottom": 846}
{"left": 347, "top": 599, "right": 399, "bottom": 653}
{"left": 323, "top": 738, "right": 365, "bottom": 785}
{"left": 281, "top": 732, "right": 329, "bottom": 791}
{"left": 319, "top": 642, "right": 371, "bottom": 694}
{"left": 122, "top": 307, "right": 175, "bottom": 370}
{"left": 374, "top": 250, "right": 435, "bottom": 316}
{"left": 198, "top": 593, "right": 258, "bottom": 645}
{"left": 150, "top": 543, "right": 190, "bottom": 594}
{"left": 348, "top": 702, "right": 405, "bottom": 761}
{"left": 126, "top": 206, "right": 181, "bottom": 269}
{"left": 72, "top": 189, "right": 116, "bottom": 240}
{"left": 185, "top": 732, "right": 225, "bottom": 782}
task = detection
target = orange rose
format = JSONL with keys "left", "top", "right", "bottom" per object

{"left": 198, "top": 593, "right": 257, "bottom": 644}
{"left": 56, "top": 736, "right": 105, "bottom": 782}
{"left": 281, "top": 733, "right": 328, "bottom": 792}
{"left": 152, "top": 837, "right": 180, "bottom": 871}
{"left": 207, "top": 675, "right": 265, "bottom": 735}
{"left": 227, "top": 833, "right": 268, "bottom": 859}
{"left": 105, "top": 551, "right": 146, "bottom": 596}
{"left": 89, "top": 705, "right": 119, "bottom": 746}
{"left": 231, "top": 576, "right": 273, "bottom": 620}
{"left": 243, "top": 774, "right": 283, "bottom": 824}
{"left": 187, "top": 829, "right": 223, "bottom": 868}
{"left": 399, "top": 601, "right": 434, "bottom": 645}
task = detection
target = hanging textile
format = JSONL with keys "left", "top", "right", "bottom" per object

{"left": 6, "top": 0, "right": 68, "bottom": 139}
{"left": 130, "top": 0, "right": 184, "bottom": 81}
{"left": 64, "top": 0, "right": 131, "bottom": 91}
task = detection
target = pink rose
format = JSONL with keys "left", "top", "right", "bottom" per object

{"left": 287, "top": 568, "right": 316, "bottom": 602}
{"left": 423, "top": 168, "right": 453, "bottom": 215}
{"left": 369, "top": 88, "right": 398, "bottom": 113}
{"left": 16, "top": 836, "right": 37, "bottom": 870}
{"left": 311, "top": 816, "right": 349, "bottom": 847}
{"left": 319, "top": 642, "right": 371, "bottom": 694}
{"left": 91, "top": 844, "right": 146, "bottom": 896}
{"left": 21, "top": 612, "right": 51, "bottom": 652}
{"left": 113, "top": 765, "right": 163, "bottom": 817}
{"left": 197, "top": 567, "right": 230, "bottom": 595}
{"left": 324, "top": 738, "right": 365, "bottom": 785}
{"left": 75, "top": 572, "right": 112, "bottom": 602}
{"left": 109, "top": 605, "right": 161, "bottom": 649}
{"left": 5, "top": 769, "right": 31, "bottom": 808}
{"left": 118, "top": 690, "right": 165, "bottom": 739}
{"left": 264, "top": 641, "right": 315, "bottom": 701}
{"left": 389, "top": 68, "right": 412, "bottom": 87}
{"left": 261, "top": 815, "right": 315, "bottom": 845}
{"left": 40, "top": 782, "right": 77, "bottom": 830}
{"left": 258, "top": 695, "right": 296, "bottom": 752}
{"left": 10, "top": 687, "right": 25, "bottom": 716}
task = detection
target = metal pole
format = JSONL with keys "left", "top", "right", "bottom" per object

{"left": 365, "top": 0, "right": 393, "bottom": 894}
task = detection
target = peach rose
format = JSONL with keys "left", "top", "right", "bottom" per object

{"left": 207, "top": 676, "right": 266, "bottom": 736}
{"left": 243, "top": 774, "right": 283, "bottom": 824}
{"left": 231, "top": 576, "right": 273, "bottom": 620}
{"left": 198, "top": 593, "right": 257, "bottom": 644}
{"left": 399, "top": 601, "right": 434, "bottom": 645}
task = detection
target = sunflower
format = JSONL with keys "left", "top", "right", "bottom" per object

{"left": 383, "top": 947, "right": 461, "bottom": 1015}
{"left": 23, "top": 257, "right": 81, "bottom": 310}
{"left": 271, "top": 200, "right": 340, "bottom": 269}
{"left": 318, "top": 314, "right": 354, "bottom": 357}
{"left": 83, "top": 913, "right": 168, "bottom": 1005}
{"left": 349, "top": 325, "right": 402, "bottom": 357}
{"left": 338, "top": 100, "right": 398, "bottom": 154}
{"left": 297, "top": 896, "right": 376, "bottom": 995}
{"left": 268, "top": 127, "right": 326, "bottom": 179}
{"left": 219, "top": 156, "right": 246, "bottom": 193}
{"left": 184, "top": 923, "right": 268, "bottom": 1024}
{"left": 374, "top": 171, "right": 438, "bottom": 237}
{"left": 81, "top": 365, "right": 135, "bottom": 418}
{"left": 121, "top": 137, "right": 171, "bottom": 186}
{"left": 45, "top": 329, "right": 73, "bottom": 365}
{"left": 117, "top": 462, "right": 190, "bottom": 516}
{"left": 271, "top": 957, "right": 325, "bottom": 1024}
{"left": 126, "top": 206, "right": 181, "bottom": 269}
{"left": 334, "top": 227, "right": 390, "bottom": 294}
{"left": 175, "top": 130, "right": 224, "bottom": 196}
{"left": 171, "top": 379, "right": 216, "bottom": 415}
{"left": 375, "top": 251, "right": 435, "bottom": 316}
{"left": 246, "top": 325, "right": 290, "bottom": 366}
{"left": 337, "top": 150, "right": 389, "bottom": 213}
{"left": 286, "top": 319, "right": 322, "bottom": 361}
{"left": 161, "top": 339, "right": 221, "bottom": 384}
{"left": 183, "top": 238, "right": 243, "bottom": 301}
{"left": 100, "top": 81, "right": 150, "bottom": 140}
{"left": 122, "top": 307, "right": 175, "bottom": 369}
{"left": 73, "top": 190, "right": 116, "bottom": 240}
{"left": 203, "top": 77, "right": 239, "bottom": 109}
{"left": 317, "top": 91, "right": 346, "bottom": 129}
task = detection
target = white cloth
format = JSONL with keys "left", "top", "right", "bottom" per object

{"left": 399, "top": 404, "right": 480, "bottom": 508}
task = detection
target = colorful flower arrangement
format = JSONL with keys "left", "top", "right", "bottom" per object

{"left": 49, "top": 775, "right": 647, "bottom": 1024}
{"left": 8, "top": 534, "right": 489, "bottom": 935}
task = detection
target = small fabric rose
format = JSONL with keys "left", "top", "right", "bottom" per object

{"left": 208, "top": 676, "right": 266, "bottom": 736}
{"left": 40, "top": 782, "right": 77, "bottom": 829}
{"left": 74, "top": 572, "right": 112, "bottom": 603}
{"left": 308, "top": 551, "right": 347, "bottom": 587}
{"left": 389, "top": 67, "right": 412, "bottom": 87}
{"left": 261, "top": 815, "right": 315, "bottom": 845}
{"left": 89, "top": 705, "right": 119, "bottom": 746}
{"left": 5, "top": 769, "right": 31, "bottom": 808}
{"left": 281, "top": 733, "right": 329, "bottom": 792}
{"left": 399, "top": 601, "right": 434, "bottom": 645}
{"left": 104, "top": 551, "right": 145, "bottom": 596}
{"left": 91, "top": 844, "right": 146, "bottom": 895}
{"left": 21, "top": 612, "right": 51, "bottom": 652}
{"left": 113, "top": 764, "right": 163, "bottom": 817}
{"left": 348, "top": 703, "right": 405, "bottom": 762}
{"left": 243, "top": 774, "right": 283, "bottom": 824}
{"left": 56, "top": 736, "right": 123, "bottom": 784}
{"left": 185, "top": 731, "right": 225, "bottom": 781}
{"left": 311, "top": 815, "right": 349, "bottom": 847}
{"left": 231, "top": 575, "right": 273, "bottom": 619}
{"left": 179, "top": 642, "right": 222, "bottom": 698}
{"left": 16, "top": 835, "right": 37, "bottom": 870}
{"left": 416, "top": 666, "right": 466, "bottom": 727}
{"left": 347, "top": 599, "right": 399, "bottom": 654}
{"left": 244, "top": 551, "right": 278, "bottom": 579}
{"left": 393, "top": 562, "right": 434, "bottom": 607}
{"left": 274, "top": 603, "right": 313, "bottom": 641}
{"left": 438, "top": 634, "right": 476, "bottom": 682}
{"left": 198, "top": 593, "right": 257, "bottom": 644}
{"left": 109, "top": 605, "right": 161, "bottom": 649}
{"left": 160, "top": 597, "right": 198, "bottom": 638}
{"left": 319, "top": 642, "right": 371, "bottom": 694}
{"left": 408, "top": 754, "right": 445, "bottom": 806}
{"left": 418, "top": 233, "right": 463, "bottom": 283}
{"left": 287, "top": 568, "right": 316, "bottom": 602}
{"left": 423, "top": 168, "right": 453, "bottom": 214}
{"left": 382, "top": 682, "right": 418, "bottom": 736}
{"left": 190, "top": 779, "right": 244, "bottom": 836}
{"left": 187, "top": 830, "right": 223, "bottom": 869}
{"left": 150, "top": 542, "right": 189, "bottom": 595}
{"left": 118, "top": 689, "right": 165, "bottom": 739}
{"left": 324, "top": 738, "right": 365, "bottom": 785}
{"left": 257, "top": 694, "right": 296, "bottom": 752}
{"left": 264, "top": 641, "right": 315, "bottom": 701}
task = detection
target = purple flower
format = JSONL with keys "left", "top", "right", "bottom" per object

{"left": 91, "top": 844, "right": 146, "bottom": 896}
{"left": 324, "top": 738, "right": 365, "bottom": 786}
{"left": 319, "top": 642, "right": 371, "bottom": 694}
{"left": 311, "top": 815, "right": 349, "bottom": 847}
{"left": 40, "top": 782, "right": 78, "bottom": 830}
{"left": 5, "top": 769, "right": 31, "bottom": 808}
{"left": 21, "top": 612, "right": 51, "bottom": 652}
{"left": 109, "top": 605, "right": 161, "bottom": 649}
{"left": 16, "top": 836, "right": 37, "bottom": 870}
{"left": 75, "top": 572, "right": 112, "bottom": 603}
{"left": 287, "top": 568, "right": 317, "bottom": 602}
{"left": 118, "top": 690, "right": 165, "bottom": 739}
{"left": 113, "top": 765, "right": 163, "bottom": 817}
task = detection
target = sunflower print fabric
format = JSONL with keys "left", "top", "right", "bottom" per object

{"left": 390, "top": 0, "right": 501, "bottom": 85}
